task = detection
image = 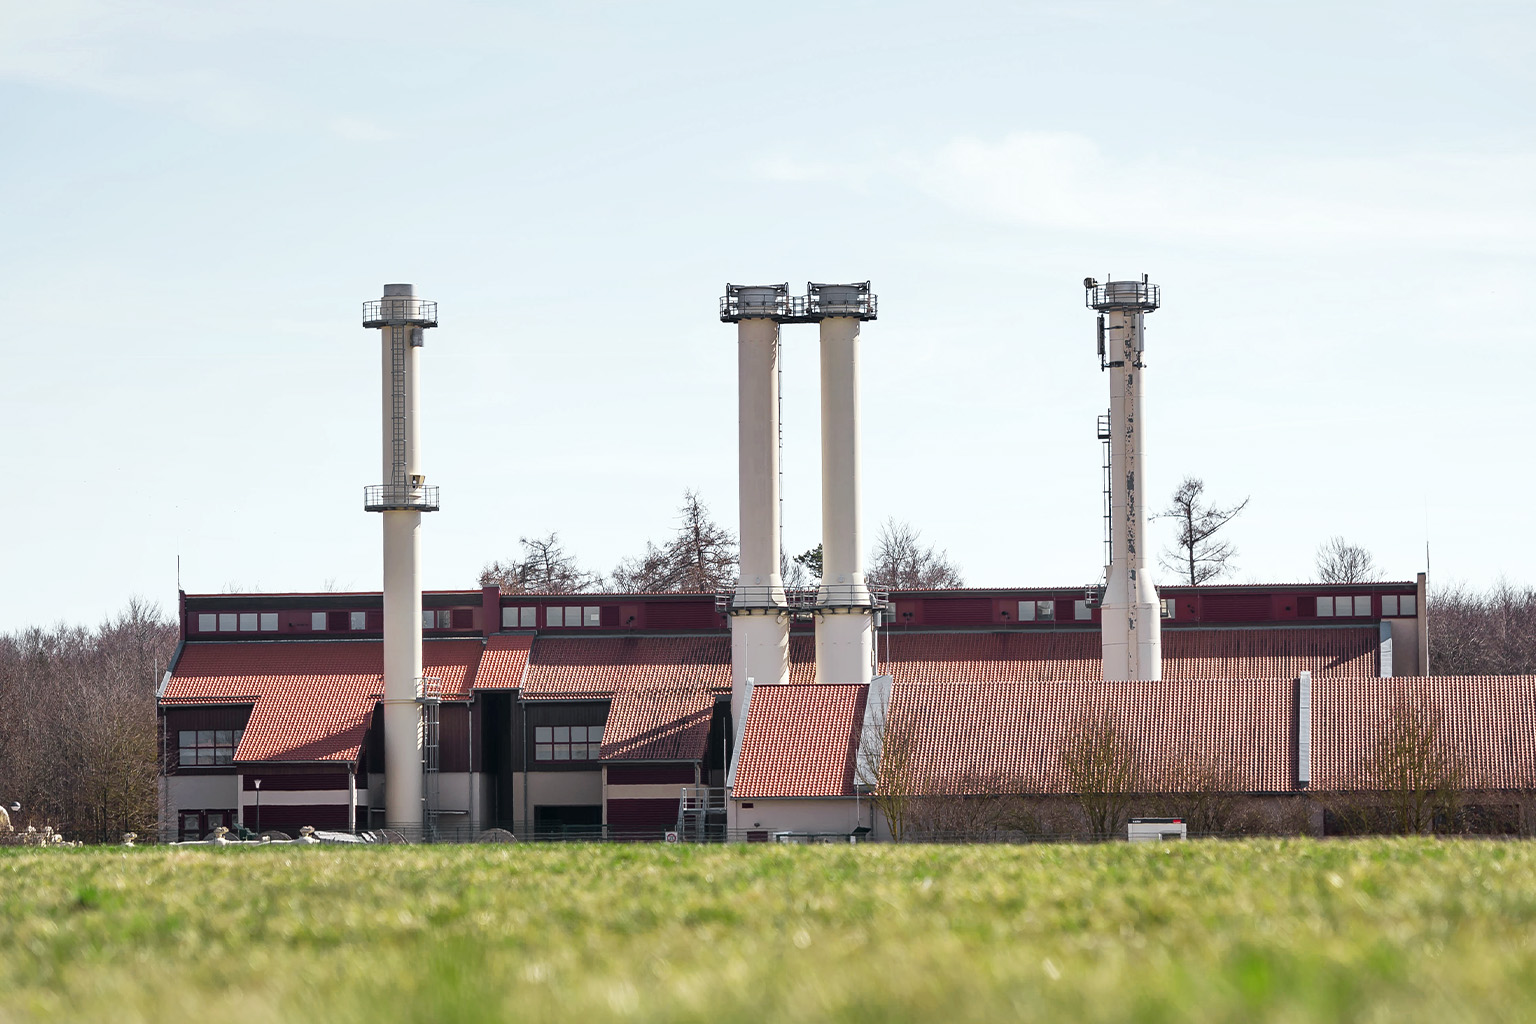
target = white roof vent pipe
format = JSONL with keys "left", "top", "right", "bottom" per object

{"left": 1085, "top": 276, "right": 1162, "bottom": 682}
{"left": 1296, "top": 670, "right": 1312, "bottom": 788}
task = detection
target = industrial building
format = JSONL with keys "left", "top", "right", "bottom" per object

{"left": 156, "top": 279, "right": 1522, "bottom": 842}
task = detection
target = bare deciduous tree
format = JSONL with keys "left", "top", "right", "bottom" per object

{"left": 0, "top": 598, "right": 175, "bottom": 839}
{"left": 1315, "top": 537, "right": 1381, "bottom": 584}
{"left": 867, "top": 518, "right": 964, "bottom": 590}
{"left": 610, "top": 490, "right": 737, "bottom": 593}
{"left": 1059, "top": 711, "right": 1141, "bottom": 840}
{"left": 480, "top": 532, "right": 603, "bottom": 594}
{"left": 1429, "top": 579, "right": 1536, "bottom": 676}
{"left": 1159, "top": 477, "right": 1249, "bottom": 585}
{"left": 1368, "top": 693, "right": 1466, "bottom": 835}
{"left": 855, "top": 700, "right": 923, "bottom": 842}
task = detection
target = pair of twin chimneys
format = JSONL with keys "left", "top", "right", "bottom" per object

{"left": 720, "top": 282, "right": 881, "bottom": 734}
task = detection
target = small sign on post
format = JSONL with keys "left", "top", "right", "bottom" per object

{"left": 664, "top": 831, "right": 679, "bottom": 843}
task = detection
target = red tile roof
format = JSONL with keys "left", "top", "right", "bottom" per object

{"left": 477, "top": 634, "right": 532, "bottom": 690}
{"left": 600, "top": 688, "right": 717, "bottom": 761}
{"left": 731, "top": 684, "right": 866, "bottom": 799}
{"left": 522, "top": 636, "right": 733, "bottom": 698}
{"left": 731, "top": 678, "right": 1294, "bottom": 799}
{"left": 861, "top": 627, "right": 1379, "bottom": 683}
{"left": 162, "top": 640, "right": 483, "bottom": 763}
{"left": 886, "top": 678, "right": 1294, "bottom": 795}
{"left": 1311, "top": 676, "right": 1536, "bottom": 791}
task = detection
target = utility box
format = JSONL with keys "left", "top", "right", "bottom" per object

{"left": 1127, "top": 818, "right": 1187, "bottom": 842}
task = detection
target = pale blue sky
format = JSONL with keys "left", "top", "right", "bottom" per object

{"left": 1, "top": 1, "right": 1532, "bottom": 631}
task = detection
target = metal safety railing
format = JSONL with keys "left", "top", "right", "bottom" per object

{"left": 363, "top": 299, "right": 439, "bottom": 327}
{"left": 716, "top": 586, "right": 890, "bottom": 614}
{"left": 363, "top": 484, "right": 440, "bottom": 512}
{"left": 1085, "top": 281, "right": 1159, "bottom": 312}
{"left": 719, "top": 283, "right": 877, "bottom": 323}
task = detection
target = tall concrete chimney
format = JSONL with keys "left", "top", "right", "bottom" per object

{"left": 811, "top": 281, "right": 878, "bottom": 685}
{"left": 1087, "top": 277, "right": 1161, "bottom": 681}
{"left": 719, "top": 284, "right": 792, "bottom": 730}
{"left": 362, "top": 284, "right": 440, "bottom": 831}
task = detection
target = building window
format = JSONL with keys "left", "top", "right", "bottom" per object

{"left": 1161, "top": 598, "right": 1176, "bottom": 619}
{"left": 260, "top": 612, "right": 278, "bottom": 631}
{"left": 219, "top": 613, "right": 238, "bottom": 632}
{"left": 1382, "top": 594, "right": 1417, "bottom": 616}
{"left": 1318, "top": 596, "right": 1372, "bottom": 618}
{"left": 534, "top": 725, "right": 603, "bottom": 762}
{"left": 422, "top": 609, "right": 452, "bottom": 629}
{"left": 547, "top": 606, "right": 601, "bottom": 628}
{"left": 1074, "top": 600, "right": 1092, "bottom": 621}
{"left": 503, "top": 607, "right": 539, "bottom": 628}
{"left": 239, "top": 612, "right": 258, "bottom": 631}
{"left": 178, "top": 729, "right": 243, "bottom": 766}
{"left": 1018, "top": 600, "right": 1054, "bottom": 622}
{"left": 198, "top": 613, "right": 217, "bottom": 632}
{"left": 312, "top": 612, "right": 326, "bottom": 631}
{"left": 350, "top": 611, "right": 367, "bottom": 631}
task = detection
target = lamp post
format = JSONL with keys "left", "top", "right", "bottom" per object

{"left": 253, "top": 779, "right": 261, "bottom": 836}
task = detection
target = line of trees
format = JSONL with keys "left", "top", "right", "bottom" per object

{"left": 479, "top": 491, "right": 965, "bottom": 594}
{"left": 0, "top": 599, "right": 176, "bottom": 838}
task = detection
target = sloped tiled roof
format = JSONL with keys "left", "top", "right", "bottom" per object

{"left": 477, "top": 634, "right": 532, "bottom": 690}
{"left": 731, "top": 684, "right": 866, "bottom": 799}
{"left": 731, "top": 678, "right": 1294, "bottom": 799}
{"left": 1311, "top": 676, "right": 1536, "bottom": 791}
{"left": 162, "top": 640, "right": 483, "bottom": 763}
{"left": 522, "top": 636, "right": 733, "bottom": 698}
{"left": 887, "top": 678, "right": 1294, "bottom": 795}
{"left": 600, "top": 688, "right": 717, "bottom": 761}
{"left": 864, "top": 627, "right": 1379, "bottom": 684}
{"left": 1162, "top": 626, "right": 1379, "bottom": 680}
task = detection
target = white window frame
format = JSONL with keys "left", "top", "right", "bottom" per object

{"left": 311, "top": 612, "right": 326, "bottom": 631}
{"left": 520, "top": 607, "right": 537, "bottom": 627}
{"left": 198, "top": 613, "right": 217, "bottom": 633}
{"left": 1074, "top": 600, "right": 1092, "bottom": 621}
{"left": 218, "top": 613, "right": 238, "bottom": 632}
{"left": 584, "top": 606, "right": 601, "bottom": 626}
{"left": 258, "top": 612, "right": 278, "bottom": 631}
{"left": 547, "top": 607, "right": 564, "bottom": 628}
{"left": 1401, "top": 594, "right": 1416, "bottom": 616}
{"left": 1317, "top": 596, "right": 1334, "bottom": 617}
{"left": 1382, "top": 595, "right": 1398, "bottom": 616}
{"left": 350, "top": 611, "right": 367, "bottom": 631}
{"left": 1354, "top": 595, "right": 1371, "bottom": 617}
{"left": 1017, "top": 601, "right": 1035, "bottom": 622}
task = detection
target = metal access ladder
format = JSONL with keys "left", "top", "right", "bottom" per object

{"left": 419, "top": 676, "right": 442, "bottom": 839}
{"left": 676, "top": 786, "right": 727, "bottom": 842}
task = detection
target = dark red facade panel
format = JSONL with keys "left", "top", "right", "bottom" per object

{"left": 241, "top": 773, "right": 349, "bottom": 791}
{"left": 644, "top": 601, "right": 722, "bottom": 630}
{"left": 606, "top": 764, "right": 695, "bottom": 785}
{"left": 605, "top": 798, "right": 678, "bottom": 837}
{"left": 922, "top": 598, "right": 993, "bottom": 626}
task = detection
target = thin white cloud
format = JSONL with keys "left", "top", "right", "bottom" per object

{"left": 758, "top": 131, "right": 1536, "bottom": 250}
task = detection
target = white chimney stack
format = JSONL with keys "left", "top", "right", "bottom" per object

{"left": 1087, "top": 276, "right": 1161, "bottom": 681}
{"left": 720, "top": 285, "right": 792, "bottom": 731}
{"left": 811, "top": 281, "right": 878, "bottom": 685}
{"left": 362, "top": 283, "right": 440, "bottom": 831}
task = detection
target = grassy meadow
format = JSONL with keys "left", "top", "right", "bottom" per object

{"left": 3, "top": 839, "right": 1536, "bottom": 1022}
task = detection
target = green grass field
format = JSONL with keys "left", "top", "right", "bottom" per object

{"left": 3, "top": 839, "right": 1536, "bottom": 1022}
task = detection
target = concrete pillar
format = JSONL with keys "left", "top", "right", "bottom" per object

{"left": 364, "top": 283, "right": 439, "bottom": 833}
{"left": 1094, "top": 283, "right": 1161, "bottom": 681}
{"left": 816, "top": 314, "right": 874, "bottom": 685}
{"left": 730, "top": 312, "right": 790, "bottom": 729}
